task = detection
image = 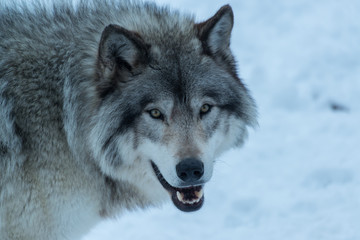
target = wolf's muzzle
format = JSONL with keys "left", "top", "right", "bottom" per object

{"left": 151, "top": 161, "right": 204, "bottom": 212}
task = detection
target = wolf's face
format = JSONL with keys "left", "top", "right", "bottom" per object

{"left": 89, "top": 5, "right": 256, "bottom": 212}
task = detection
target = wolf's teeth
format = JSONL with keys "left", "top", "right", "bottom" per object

{"left": 195, "top": 189, "right": 204, "bottom": 199}
{"left": 176, "top": 191, "right": 184, "bottom": 202}
{"left": 176, "top": 189, "right": 203, "bottom": 205}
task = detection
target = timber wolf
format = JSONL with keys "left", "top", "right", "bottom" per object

{"left": 0, "top": 0, "right": 257, "bottom": 239}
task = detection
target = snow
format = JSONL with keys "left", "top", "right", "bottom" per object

{"left": 82, "top": 0, "right": 360, "bottom": 239}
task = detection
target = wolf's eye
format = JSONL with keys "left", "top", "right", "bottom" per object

{"left": 149, "top": 109, "right": 163, "bottom": 119}
{"left": 200, "top": 104, "right": 212, "bottom": 116}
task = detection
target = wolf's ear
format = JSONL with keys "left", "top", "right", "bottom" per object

{"left": 97, "top": 24, "right": 149, "bottom": 75}
{"left": 196, "top": 5, "right": 234, "bottom": 56}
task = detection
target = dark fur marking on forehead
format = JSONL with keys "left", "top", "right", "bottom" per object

{"left": 173, "top": 82, "right": 187, "bottom": 104}
{"left": 172, "top": 55, "right": 188, "bottom": 104}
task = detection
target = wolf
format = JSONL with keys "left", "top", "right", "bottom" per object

{"left": 0, "top": 0, "right": 257, "bottom": 239}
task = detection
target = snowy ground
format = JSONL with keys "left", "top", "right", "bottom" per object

{"left": 84, "top": 0, "right": 360, "bottom": 239}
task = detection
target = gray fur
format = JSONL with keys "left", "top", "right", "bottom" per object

{"left": 0, "top": 1, "right": 257, "bottom": 239}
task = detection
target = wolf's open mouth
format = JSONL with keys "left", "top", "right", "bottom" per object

{"left": 151, "top": 162, "right": 204, "bottom": 212}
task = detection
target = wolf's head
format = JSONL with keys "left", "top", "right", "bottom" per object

{"left": 89, "top": 5, "right": 257, "bottom": 212}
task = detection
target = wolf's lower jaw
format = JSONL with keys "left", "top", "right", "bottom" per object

{"left": 151, "top": 162, "right": 205, "bottom": 212}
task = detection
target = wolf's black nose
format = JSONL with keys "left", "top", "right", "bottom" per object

{"left": 176, "top": 158, "right": 204, "bottom": 183}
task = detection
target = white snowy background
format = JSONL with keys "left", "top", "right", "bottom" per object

{"left": 80, "top": 0, "right": 360, "bottom": 239}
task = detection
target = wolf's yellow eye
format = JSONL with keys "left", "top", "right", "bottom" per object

{"left": 200, "top": 104, "right": 211, "bottom": 114}
{"left": 149, "top": 109, "right": 162, "bottom": 119}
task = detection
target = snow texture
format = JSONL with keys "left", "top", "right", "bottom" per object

{"left": 84, "top": 0, "right": 358, "bottom": 239}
